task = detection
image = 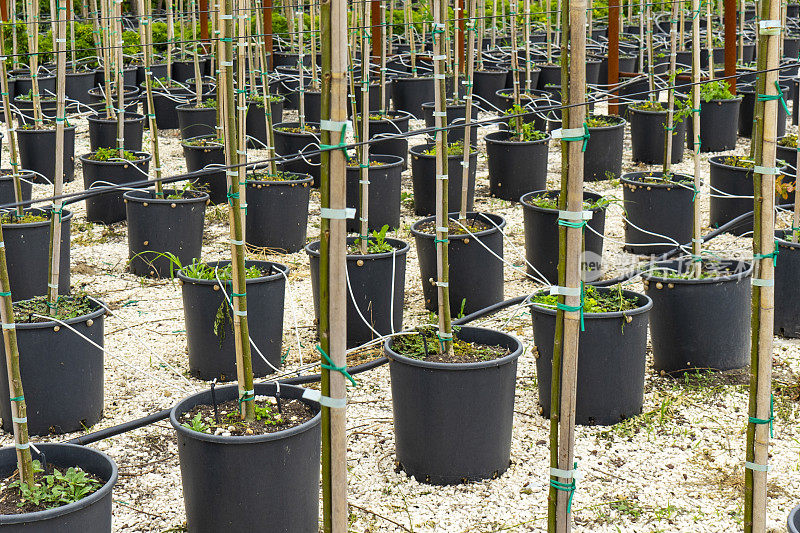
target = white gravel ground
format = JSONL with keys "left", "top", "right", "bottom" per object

{"left": 0, "top": 93, "right": 798, "bottom": 533}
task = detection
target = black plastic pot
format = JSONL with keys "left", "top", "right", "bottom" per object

{"left": 532, "top": 289, "right": 652, "bottom": 425}
{"left": 0, "top": 169, "right": 33, "bottom": 206}
{"left": 12, "top": 96, "right": 58, "bottom": 126}
{"left": 738, "top": 83, "right": 788, "bottom": 138}
{"left": 386, "top": 326, "right": 521, "bottom": 485}
{"left": 473, "top": 69, "right": 509, "bottom": 109}
{"left": 621, "top": 172, "right": 695, "bottom": 255}
{"left": 345, "top": 155, "right": 404, "bottom": 233}
{"left": 0, "top": 443, "right": 117, "bottom": 531}
{"left": 81, "top": 152, "right": 152, "bottom": 224}
{"left": 484, "top": 130, "right": 550, "bottom": 201}
{"left": 124, "top": 189, "right": 209, "bottom": 278}
{"left": 307, "top": 237, "right": 408, "bottom": 347}
{"left": 495, "top": 89, "right": 550, "bottom": 132}
{"left": 642, "top": 259, "right": 752, "bottom": 372}
{"left": 708, "top": 155, "right": 778, "bottom": 236}
{"left": 178, "top": 260, "right": 288, "bottom": 380}
{"left": 777, "top": 139, "right": 798, "bottom": 169}
{"left": 142, "top": 84, "right": 191, "bottom": 130}
{"left": 176, "top": 103, "right": 219, "bottom": 140}
{"left": 171, "top": 58, "right": 210, "bottom": 83}
{"left": 245, "top": 173, "right": 313, "bottom": 253}
{"left": 65, "top": 69, "right": 98, "bottom": 107}
{"left": 392, "top": 76, "right": 434, "bottom": 118}
{"left": 273, "top": 122, "right": 322, "bottom": 186}
{"left": 2, "top": 208, "right": 70, "bottom": 302}
{"left": 244, "top": 97, "right": 284, "bottom": 148}
{"left": 585, "top": 115, "right": 626, "bottom": 181}
{"left": 409, "top": 143, "right": 477, "bottom": 216}
{"left": 421, "top": 101, "right": 479, "bottom": 145}
{"left": 351, "top": 82, "right": 390, "bottom": 116}
{"left": 535, "top": 63, "right": 561, "bottom": 89}
{"left": 789, "top": 503, "right": 800, "bottom": 533}
{"left": 11, "top": 74, "right": 55, "bottom": 100}
{"left": 685, "top": 97, "right": 742, "bottom": 152}
{"left": 412, "top": 212, "right": 505, "bottom": 315}
{"left": 629, "top": 107, "right": 686, "bottom": 164}
{"left": 0, "top": 301, "right": 105, "bottom": 435}
{"left": 775, "top": 231, "right": 800, "bottom": 338}
{"left": 521, "top": 190, "right": 606, "bottom": 284}
{"left": 299, "top": 89, "right": 322, "bottom": 124}
{"left": 17, "top": 126, "right": 76, "bottom": 184}
{"left": 181, "top": 136, "right": 226, "bottom": 204}
{"left": 368, "top": 112, "right": 411, "bottom": 169}
{"left": 170, "top": 383, "right": 320, "bottom": 532}
{"left": 86, "top": 85, "right": 140, "bottom": 114}
{"left": 87, "top": 112, "right": 145, "bottom": 152}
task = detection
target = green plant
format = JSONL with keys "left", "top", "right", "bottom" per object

{"left": 506, "top": 105, "right": 547, "bottom": 141}
{"left": 778, "top": 134, "right": 797, "bottom": 148}
{"left": 531, "top": 284, "right": 639, "bottom": 313}
{"left": 351, "top": 224, "right": 393, "bottom": 254}
{"left": 6, "top": 460, "right": 102, "bottom": 509}
{"left": 86, "top": 148, "right": 139, "bottom": 162}
{"left": 699, "top": 80, "right": 735, "bottom": 102}
{"left": 423, "top": 140, "right": 471, "bottom": 156}
{"left": 195, "top": 99, "right": 217, "bottom": 109}
{"left": 181, "top": 413, "right": 209, "bottom": 433}
{"left": 525, "top": 192, "right": 609, "bottom": 211}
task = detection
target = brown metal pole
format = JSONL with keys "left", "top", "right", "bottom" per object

{"left": 0, "top": 0, "right": 7, "bottom": 22}
{"left": 199, "top": 0, "right": 209, "bottom": 44}
{"left": 264, "top": 0, "right": 273, "bottom": 69}
{"left": 724, "top": 0, "right": 737, "bottom": 92}
{"left": 457, "top": 0, "right": 465, "bottom": 75}
{"left": 608, "top": 0, "right": 619, "bottom": 114}
{"left": 371, "top": 0, "right": 381, "bottom": 60}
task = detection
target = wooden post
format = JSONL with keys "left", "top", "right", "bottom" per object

{"left": 744, "top": 0, "right": 779, "bottom": 529}
{"left": 725, "top": 0, "right": 737, "bottom": 92}
{"left": 319, "top": 0, "right": 349, "bottom": 526}
{"left": 0, "top": 0, "right": 7, "bottom": 21}
{"left": 608, "top": 0, "right": 619, "bottom": 114}
{"left": 548, "top": 0, "right": 586, "bottom": 528}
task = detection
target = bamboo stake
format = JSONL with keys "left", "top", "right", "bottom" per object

{"left": 405, "top": 0, "right": 417, "bottom": 76}
{"left": 0, "top": 23, "right": 24, "bottom": 217}
{"left": 646, "top": 1, "right": 655, "bottom": 99}
{"left": 319, "top": 0, "right": 349, "bottom": 527}
{"left": 546, "top": 0, "right": 552, "bottom": 62}
{"left": 679, "top": 0, "right": 685, "bottom": 51}
{"left": 358, "top": 2, "right": 370, "bottom": 255}
{"left": 221, "top": 0, "right": 255, "bottom": 422}
{"left": 139, "top": 0, "right": 164, "bottom": 197}
{"left": 587, "top": 0, "right": 593, "bottom": 41}
{"left": 459, "top": 0, "right": 475, "bottom": 223}
{"left": 744, "top": 0, "right": 779, "bottom": 528}
{"left": 706, "top": 0, "right": 714, "bottom": 77}
{"left": 477, "top": 0, "right": 484, "bottom": 70}
{"left": 510, "top": 0, "right": 522, "bottom": 132}
{"left": 309, "top": 0, "right": 318, "bottom": 90}
{"left": 379, "top": 2, "right": 387, "bottom": 116}
{"left": 26, "top": 0, "right": 42, "bottom": 124}
{"left": 297, "top": 7, "right": 305, "bottom": 128}
{"left": 691, "top": 0, "right": 702, "bottom": 276}
{"left": 10, "top": 0, "right": 16, "bottom": 71}
{"left": 99, "top": 0, "right": 115, "bottom": 119}
{"left": 179, "top": 0, "right": 186, "bottom": 60}
{"left": 237, "top": 0, "right": 248, "bottom": 245}
{"left": 115, "top": 0, "right": 125, "bottom": 154}
{"left": 524, "top": 0, "right": 532, "bottom": 92}
{"left": 88, "top": 0, "right": 104, "bottom": 80}
{"left": 166, "top": 0, "right": 174, "bottom": 79}
{"left": 662, "top": 0, "right": 679, "bottom": 174}
{"left": 491, "top": 0, "right": 497, "bottom": 48}
{"left": 548, "top": 0, "right": 586, "bottom": 528}
{"left": 192, "top": 0, "right": 203, "bottom": 106}
{"left": 739, "top": 0, "right": 745, "bottom": 63}
{"left": 255, "top": 0, "right": 278, "bottom": 175}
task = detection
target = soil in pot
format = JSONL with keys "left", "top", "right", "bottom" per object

{"left": 181, "top": 135, "right": 227, "bottom": 204}
{"left": 621, "top": 172, "right": 695, "bottom": 254}
{"left": 87, "top": 112, "right": 145, "bottom": 152}
{"left": 17, "top": 124, "right": 76, "bottom": 184}
{"left": 245, "top": 171, "right": 313, "bottom": 253}
{"left": 410, "top": 142, "right": 477, "bottom": 216}
{"left": 521, "top": 190, "right": 607, "bottom": 283}
{"left": 272, "top": 122, "right": 322, "bottom": 186}
{"left": 1, "top": 208, "right": 71, "bottom": 302}
{"left": 170, "top": 382, "right": 320, "bottom": 533}
{"left": 0, "top": 443, "right": 117, "bottom": 531}
{"left": 629, "top": 102, "right": 687, "bottom": 165}
{"left": 307, "top": 236, "right": 408, "bottom": 347}
{"left": 178, "top": 260, "right": 288, "bottom": 380}
{"left": 531, "top": 286, "right": 652, "bottom": 425}
{"left": 684, "top": 81, "right": 741, "bottom": 152}
{"left": 345, "top": 155, "right": 404, "bottom": 233}
{"left": 412, "top": 212, "right": 505, "bottom": 316}
{"left": 584, "top": 114, "right": 626, "bottom": 181}
{"left": 124, "top": 188, "right": 209, "bottom": 278}
{"left": 485, "top": 128, "right": 550, "bottom": 201}
{"left": 386, "top": 326, "right": 521, "bottom": 485}
{"left": 81, "top": 149, "right": 152, "bottom": 224}
{"left": 642, "top": 259, "right": 752, "bottom": 373}
{"left": 0, "top": 296, "right": 105, "bottom": 436}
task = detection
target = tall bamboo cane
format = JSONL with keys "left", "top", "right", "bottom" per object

{"left": 255, "top": 0, "right": 278, "bottom": 175}
{"left": 459, "top": 0, "right": 476, "bottom": 223}
{"left": 358, "top": 2, "right": 370, "bottom": 255}
{"left": 140, "top": 0, "right": 164, "bottom": 197}
{"left": 662, "top": 0, "right": 679, "bottom": 174}
{"left": 0, "top": 23, "right": 25, "bottom": 217}
{"left": 691, "top": 0, "right": 702, "bottom": 276}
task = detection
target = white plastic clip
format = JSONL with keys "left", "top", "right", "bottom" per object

{"left": 550, "top": 466, "right": 580, "bottom": 480}
{"left": 558, "top": 210, "right": 593, "bottom": 221}
{"left": 744, "top": 460, "right": 772, "bottom": 472}
{"left": 752, "top": 278, "right": 775, "bottom": 287}
{"left": 754, "top": 165, "right": 781, "bottom": 175}
{"left": 551, "top": 127, "right": 585, "bottom": 139}
{"left": 320, "top": 119, "right": 352, "bottom": 133}
{"left": 320, "top": 207, "right": 356, "bottom": 219}
{"left": 549, "top": 286, "right": 582, "bottom": 297}
{"left": 759, "top": 20, "right": 782, "bottom": 35}
{"left": 302, "top": 388, "right": 346, "bottom": 409}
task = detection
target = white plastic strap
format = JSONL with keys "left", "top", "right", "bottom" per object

{"left": 754, "top": 165, "right": 781, "bottom": 175}
{"left": 229, "top": 238, "right": 244, "bottom": 245}
{"left": 551, "top": 127, "right": 585, "bottom": 139}
{"left": 233, "top": 310, "right": 247, "bottom": 317}
{"left": 14, "top": 442, "right": 29, "bottom": 450}
{"left": 358, "top": 180, "right": 370, "bottom": 185}
{"left": 320, "top": 119, "right": 352, "bottom": 133}
{"left": 220, "top": 61, "right": 234, "bottom": 67}
{"left": 745, "top": 460, "right": 772, "bottom": 472}
{"left": 558, "top": 210, "right": 593, "bottom": 221}
{"left": 434, "top": 74, "right": 446, "bottom": 80}
{"left": 11, "top": 416, "right": 26, "bottom": 424}
{"left": 432, "top": 54, "right": 447, "bottom": 60}
{"left": 436, "top": 226, "right": 448, "bottom": 233}
{"left": 550, "top": 467, "right": 580, "bottom": 480}
{"left": 432, "top": 111, "right": 447, "bottom": 117}
{"left": 434, "top": 281, "right": 449, "bottom": 287}
{"left": 759, "top": 20, "right": 782, "bottom": 35}
{"left": 320, "top": 207, "right": 356, "bottom": 219}
{"left": 0, "top": 242, "right": 5, "bottom": 248}
{"left": 752, "top": 278, "right": 775, "bottom": 287}
{"left": 302, "top": 388, "right": 346, "bottom": 409}
{"left": 2, "top": 323, "right": 15, "bottom": 330}
{"left": 47, "top": 283, "right": 58, "bottom": 289}
{"left": 436, "top": 174, "right": 448, "bottom": 180}
{"left": 549, "top": 286, "right": 582, "bottom": 297}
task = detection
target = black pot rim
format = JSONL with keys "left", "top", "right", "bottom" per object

{"left": 484, "top": 130, "right": 551, "bottom": 146}
{"left": 620, "top": 171, "right": 695, "bottom": 189}
{"left": 246, "top": 172, "right": 314, "bottom": 185}
{"left": 628, "top": 106, "right": 680, "bottom": 116}
{"left": 181, "top": 134, "right": 224, "bottom": 149}
{"left": 175, "top": 102, "right": 217, "bottom": 111}
{"left": 475, "top": 67, "right": 509, "bottom": 74}
{"left": 122, "top": 188, "right": 210, "bottom": 203}
{"left": 640, "top": 259, "right": 754, "bottom": 284}
{"left": 345, "top": 154, "right": 404, "bottom": 170}
{"left": 410, "top": 211, "right": 506, "bottom": 240}
{"left": 273, "top": 121, "right": 321, "bottom": 137}
{"left": 391, "top": 74, "right": 435, "bottom": 81}
{"left": 305, "top": 237, "right": 410, "bottom": 259}
{"left": 701, "top": 96, "right": 743, "bottom": 104}
{"left": 384, "top": 325, "right": 522, "bottom": 370}
{"left": 0, "top": 443, "right": 117, "bottom": 524}
{"left": 1, "top": 207, "right": 73, "bottom": 228}
{"left": 366, "top": 111, "right": 412, "bottom": 123}
{"left": 87, "top": 85, "right": 139, "bottom": 96}
{"left": 13, "top": 95, "right": 57, "bottom": 104}
{"left": 87, "top": 112, "right": 146, "bottom": 124}
{"left": 0, "top": 168, "right": 35, "bottom": 179}
{"left": 774, "top": 230, "right": 800, "bottom": 249}
{"left": 16, "top": 125, "right": 77, "bottom": 134}
{"left": 79, "top": 151, "right": 152, "bottom": 165}
{"left": 409, "top": 142, "right": 478, "bottom": 159}
{"left": 530, "top": 288, "right": 653, "bottom": 318}
{"left": 176, "top": 259, "right": 290, "bottom": 285}
{"left": 519, "top": 190, "right": 606, "bottom": 213}
{"left": 708, "top": 155, "right": 788, "bottom": 175}
{"left": 10, "top": 297, "right": 105, "bottom": 330}
{"left": 169, "top": 382, "right": 322, "bottom": 445}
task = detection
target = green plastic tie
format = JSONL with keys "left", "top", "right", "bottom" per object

{"left": 691, "top": 183, "right": 700, "bottom": 202}
{"left": 434, "top": 238, "right": 450, "bottom": 244}
{"left": 316, "top": 345, "right": 357, "bottom": 386}
{"left": 556, "top": 282, "right": 585, "bottom": 331}
{"left": 753, "top": 240, "right": 780, "bottom": 266}
{"left": 226, "top": 187, "right": 240, "bottom": 205}
{"left": 560, "top": 123, "right": 591, "bottom": 152}
{"left": 9, "top": 395, "right": 23, "bottom": 402}
{"left": 757, "top": 81, "right": 790, "bottom": 116}
{"left": 0, "top": 292, "right": 10, "bottom": 297}
{"left": 557, "top": 219, "right": 587, "bottom": 229}
{"left": 549, "top": 462, "right": 578, "bottom": 513}
{"left": 748, "top": 394, "right": 774, "bottom": 438}
{"left": 319, "top": 122, "right": 349, "bottom": 156}
{"left": 238, "top": 389, "right": 255, "bottom": 407}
